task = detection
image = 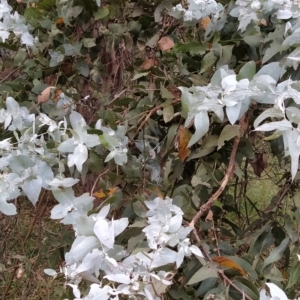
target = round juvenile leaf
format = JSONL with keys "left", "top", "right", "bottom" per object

{"left": 141, "top": 58, "right": 157, "bottom": 70}
{"left": 158, "top": 36, "right": 175, "bottom": 51}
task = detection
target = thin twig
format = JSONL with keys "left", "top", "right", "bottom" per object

{"left": 0, "top": 66, "right": 22, "bottom": 83}
{"left": 189, "top": 116, "right": 245, "bottom": 228}
{"left": 131, "top": 98, "right": 181, "bottom": 142}
{"left": 90, "top": 168, "right": 110, "bottom": 196}
{"left": 106, "top": 87, "right": 128, "bottom": 106}
{"left": 218, "top": 270, "right": 253, "bottom": 300}
{"left": 22, "top": 190, "right": 47, "bottom": 249}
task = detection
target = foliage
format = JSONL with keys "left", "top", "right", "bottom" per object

{"left": 2, "top": 0, "right": 300, "bottom": 299}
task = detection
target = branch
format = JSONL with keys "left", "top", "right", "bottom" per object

{"left": 218, "top": 270, "right": 253, "bottom": 300}
{"left": 195, "top": 233, "right": 253, "bottom": 300}
{"left": 189, "top": 116, "right": 245, "bottom": 228}
{"left": 131, "top": 99, "right": 181, "bottom": 142}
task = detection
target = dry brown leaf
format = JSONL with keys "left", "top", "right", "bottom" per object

{"left": 93, "top": 187, "right": 117, "bottom": 199}
{"left": 212, "top": 256, "right": 246, "bottom": 276}
{"left": 199, "top": 16, "right": 211, "bottom": 30}
{"left": 158, "top": 36, "right": 175, "bottom": 51}
{"left": 249, "top": 153, "right": 268, "bottom": 177}
{"left": 56, "top": 18, "right": 64, "bottom": 25}
{"left": 140, "top": 58, "right": 157, "bottom": 70}
{"left": 15, "top": 266, "right": 25, "bottom": 279}
{"left": 260, "top": 19, "right": 267, "bottom": 26}
{"left": 144, "top": 187, "right": 164, "bottom": 199}
{"left": 37, "top": 86, "right": 56, "bottom": 104}
{"left": 178, "top": 126, "right": 192, "bottom": 161}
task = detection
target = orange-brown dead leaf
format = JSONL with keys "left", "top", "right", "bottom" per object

{"left": 260, "top": 19, "right": 267, "bottom": 26}
{"left": 15, "top": 266, "right": 25, "bottom": 279}
{"left": 212, "top": 256, "right": 246, "bottom": 276}
{"left": 93, "top": 187, "right": 117, "bottom": 199}
{"left": 178, "top": 126, "right": 192, "bottom": 161}
{"left": 158, "top": 36, "right": 175, "bottom": 51}
{"left": 249, "top": 152, "right": 268, "bottom": 177}
{"left": 199, "top": 16, "right": 211, "bottom": 30}
{"left": 144, "top": 187, "right": 164, "bottom": 199}
{"left": 140, "top": 58, "right": 157, "bottom": 70}
{"left": 56, "top": 18, "right": 64, "bottom": 25}
{"left": 279, "top": 268, "right": 288, "bottom": 279}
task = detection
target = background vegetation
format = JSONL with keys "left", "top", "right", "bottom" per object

{"left": 1, "top": 0, "right": 300, "bottom": 299}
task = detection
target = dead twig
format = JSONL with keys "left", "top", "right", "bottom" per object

{"left": 131, "top": 98, "right": 181, "bottom": 142}
{"left": 0, "top": 66, "right": 22, "bottom": 83}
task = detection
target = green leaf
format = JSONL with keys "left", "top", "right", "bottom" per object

{"left": 146, "top": 33, "right": 160, "bottom": 48}
{"left": 23, "top": 178, "right": 42, "bottom": 205}
{"left": 218, "top": 125, "right": 240, "bottom": 150}
{"left": 36, "top": 0, "right": 56, "bottom": 10}
{"left": 49, "top": 50, "right": 64, "bottom": 67}
{"left": 196, "top": 277, "right": 218, "bottom": 297}
{"left": 262, "top": 40, "right": 281, "bottom": 64}
{"left": 24, "top": 7, "right": 44, "bottom": 21}
{"left": 200, "top": 52, "right": 217, "bottom": 73}
{"left": 284, "top": 215, "right": 298, "bottom": 242}
{"left": 286, "top": 260, "right": 300, "bottom": 289}
{"left": 172, "top": 41, "right": 206, "bottom": 55}
{"left": 255, "top": 120, "right": 292, "bottom": 132}
{"left": 237, "top": 61, "right": 256, "bottom": 81}
{"left": 229, "top": 277, "right": 259, "bottom": 300}
{"left": 94, "top": 7, "right": 109, "bottom": 20}
{"left": 217, "top": 44, "right": 234, "bottom": 68}
{"left": 188, "top": 111, "right": 209, "bottom": 147}
{"left": 132, "top": 72, "right": 149, "bottom": 80}
{"left": 163, "top": 105, "right": 174, "bottom": 123}
{"left": 262, "top": 237, "right": 289, "bottom": 269}
{"left": 89, "top": 152, "right": 103, "bottom": 173}
{"left": 14, "top": 49, "right": 27, "bottom": 66}
{"left": 281, "top": 31, "right": 300, "bottom": 51}
{"left": 76, "top": 60, "right": 89, "bottom": 77}
{"left": 0, "top": 42, "right": 17, "bottom": 51}
{"left": 83, "top": 38, "right": 96, "bottom": 48}
{"left": 168, "top": 286, "right": 194, "bottom": 300}
{"left": 160, "top": 86, "right": 174, "bottom": 99}
{"left": 187, "top": 263, "right": 218, "bottom": 285}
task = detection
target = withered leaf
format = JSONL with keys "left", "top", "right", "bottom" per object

{"left": 249, "top": 152, "right": 268, "bottom": 177}
{"left": 37, "top": 86, "right": 56, "bottom": 104}
{"left": 178, "top": 126, "right": 192, "bottom": 161}
{"left": 158, "top": 36, "right": 175, "bottom": 51}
